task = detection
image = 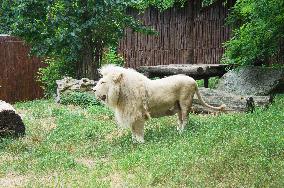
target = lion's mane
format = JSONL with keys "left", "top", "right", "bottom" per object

{"left": 100, "top": 65, "right": 150, "bottom": 128}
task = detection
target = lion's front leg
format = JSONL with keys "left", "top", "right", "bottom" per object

{"left": 131, "top": 119, "right": 145, "bottom": 143}
{"left": 177, "top": 110, "right": 183, "bottom": 132}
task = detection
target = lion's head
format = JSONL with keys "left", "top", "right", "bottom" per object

{"left": 93, "top": 66, "right": 123, "bottom": 108}
{"left": 93, "top": 65, "right": 150, "bottom": 127}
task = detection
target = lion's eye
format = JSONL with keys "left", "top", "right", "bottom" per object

{"left": 101, "top": 81, "right": 106, "bottom": 84}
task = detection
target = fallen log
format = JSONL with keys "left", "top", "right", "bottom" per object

{"left": 0, "top": 100, "right": 25, "bottom": 137}
{"left": 138, "top": 64, "right": 228, "bottom": 79}
{"left": 192, "top": 88, "right": 272, "bottom": 114}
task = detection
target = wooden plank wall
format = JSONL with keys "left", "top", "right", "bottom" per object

{"left": 0, "top": 36, "right": 45, "bottom": 103}
{"left": 118, "top": 0, "right": 235, "bottom": 68}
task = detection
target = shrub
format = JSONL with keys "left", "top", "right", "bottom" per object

{"left": 223, "top": 0, "right": 284, "bottom": 66}
{"left": 60, "top": 91, "right": 101, "bottom": 107}
{"left": 37, "top": 58, "right": 76, "bottom": 97}
{"left": 102, "top": 48, "right": 124, "bottom": 67}
{"left": 196, "top": 77, "right": 220, "bottom": 89}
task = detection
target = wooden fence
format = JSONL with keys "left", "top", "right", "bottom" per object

{"left": 0, "top": 36, "right": 45, "bottom": 103}
{"left": 118, "top": 0, "right": 236, "bottom": 68}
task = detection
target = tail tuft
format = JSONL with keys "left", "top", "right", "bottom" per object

{"left": 219, "top": 104, "right": 226, "bottom": 111}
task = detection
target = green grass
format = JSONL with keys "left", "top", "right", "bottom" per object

{"left": 0, "top": 95, "right": 284, "bottom": 187}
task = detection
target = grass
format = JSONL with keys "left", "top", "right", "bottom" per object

{"left": 0, "top": 95, "right": 284, "bottom": 187}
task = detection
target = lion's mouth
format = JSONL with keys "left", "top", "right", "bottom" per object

{"left": 100, "top": 95, "right": 107, "bottom": 102}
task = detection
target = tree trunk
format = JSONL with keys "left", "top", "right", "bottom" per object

{"left": 77, "top": 36, "right": 100, "bottom": 80}
{"left": 0, "top": 101, "right": 25, "bottom": 137}
{"left": 76, "top": 0, "right": 101, "bottom": 81}
{"left": 94, "top": 41, "right": 103, "bottom": 74}
{"left": 137, "top": 64, "right": 228, "bottom": 79}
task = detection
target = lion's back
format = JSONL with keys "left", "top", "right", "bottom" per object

{"left": 149, "top": 74, "right": 196, "bottom": 89}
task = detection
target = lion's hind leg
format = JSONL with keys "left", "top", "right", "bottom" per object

{"left": 177, "top": 96, "right": 193, "bottom": 133}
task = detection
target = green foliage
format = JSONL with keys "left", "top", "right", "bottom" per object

{"left": 37, "top": 58, "right": 76, "bottom": 97}
{"left": 60, "top": 91, "right": 101, "bottom": 107}
{"left": 202, "top": 0, "right": 217, "bottom": 7}
{"left": 132, "top": 0, "right": 186, "bottom": 10}
{"left": 196, "top": 77, "right": 220, "bottom": 89}
{"left": 0, "top": 0, "right": 182, "bottom": 80}
{"left": 223, "top": 0, "right": 284, "bottom": 66}
{"left": 102, "top": 48, "right": 125, "bottom": 67}
{"left": 0, "top": 95, "right": 283, "bottom": 186}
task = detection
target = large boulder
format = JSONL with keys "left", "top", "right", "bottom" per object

{"left": 216, "top": 66, "right": 284, "bottom": 96}
{"left": 0, "top": 100, "right": 25, "bottom": 137}
{"left": 56, "top": 77, "right": 97, "bottom": 103}
{"left": 192, "top": 88, "right": 272, "bottom": 114}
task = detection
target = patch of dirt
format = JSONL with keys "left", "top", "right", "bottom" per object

{"left": 107, "top": 171, "right": 137, "bottom": 188}
{"left": 75, "top": 158, "right": 96, "bottom": 168}
{"left": 39, "top": 117, "right": 57, "bottom": 132}
{"left": 109, "top": 172, "right": 126, "bottom": 188}
{"left": 0, "top": 173, "right": 29, "bottom": 188}
{"left": 0, "top": 154, "right": 19, "bottom": 163}
{"left": 16, "top": 109, "right": 28, "bottom": 119}
{"left": 105, "top": 130, "right": 126, "bottom": 142}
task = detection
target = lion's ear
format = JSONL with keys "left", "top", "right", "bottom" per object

{"left": 113, "top": 72, "right": 123, "bottom": 83}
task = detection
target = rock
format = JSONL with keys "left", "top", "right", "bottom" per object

{"left": 0, "top": 100, "right": 25, "bottom": 137}
{"left": 192, "top": 88, "right": 272, "bottom": 114}
{"left": 216, "top": 66, "right": 284, "bottom": 96}
{"left": 56, "top": 77, "right": 97, "bottom": 103}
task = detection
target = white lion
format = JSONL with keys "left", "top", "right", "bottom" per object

{"left": 93, "top": 65, "right": 225, "bottom": 143}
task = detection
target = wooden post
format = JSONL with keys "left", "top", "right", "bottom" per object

{"left": 204, "top": 77, "right": 209, "bottom": 88}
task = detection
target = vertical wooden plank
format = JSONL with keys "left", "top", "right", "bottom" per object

{"left": 0, "top": 36, "right": 44, "bottom": 103}
{"left": 117, "top": 0, "right": 238, "bottom": 68}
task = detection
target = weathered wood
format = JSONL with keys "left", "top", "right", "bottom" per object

{"left": 0, "top": 100, "right": 25, "bottom": 137}
{"left": 118, "top": 0, "right": 236, "bottom": 69}
{"left": 0, "top": 36, "right": 45, "bottom": 103}
{"left": 192, "top": 88, "right": 272, "bottom": 114}
{"left": 204, "top": 78, "right": 209, "bottom": 88}
{"left": 137, "top": 64, "right": 228, "bottom": 80}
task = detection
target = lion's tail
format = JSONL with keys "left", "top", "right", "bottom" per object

{"left": 195, "top": 86, "right": 226, "bottom": 111}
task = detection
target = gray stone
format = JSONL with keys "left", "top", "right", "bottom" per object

{"left": 216, "top": 66, "right": 284, "bottom": 96}
{"left": 56, "top": 77, "right": 97, "bottom": 103}
{"left": 192, "top": 88, "right": 272, "bottom": 114}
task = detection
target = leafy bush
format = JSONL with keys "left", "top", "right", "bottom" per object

{"left": 196, "top": 77, "right": 220, "bottom": 89}
{"left": 37, "top": 58, "right": 76, "bottom": 97}
{"left": 60, "top": 91, "right": 101, "bottom": 107}
{"left": 102, "top": 48, "right": 125, "bottom": 67}
{"left": 223, "top": 0, "right": 284, "bottom": 66}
